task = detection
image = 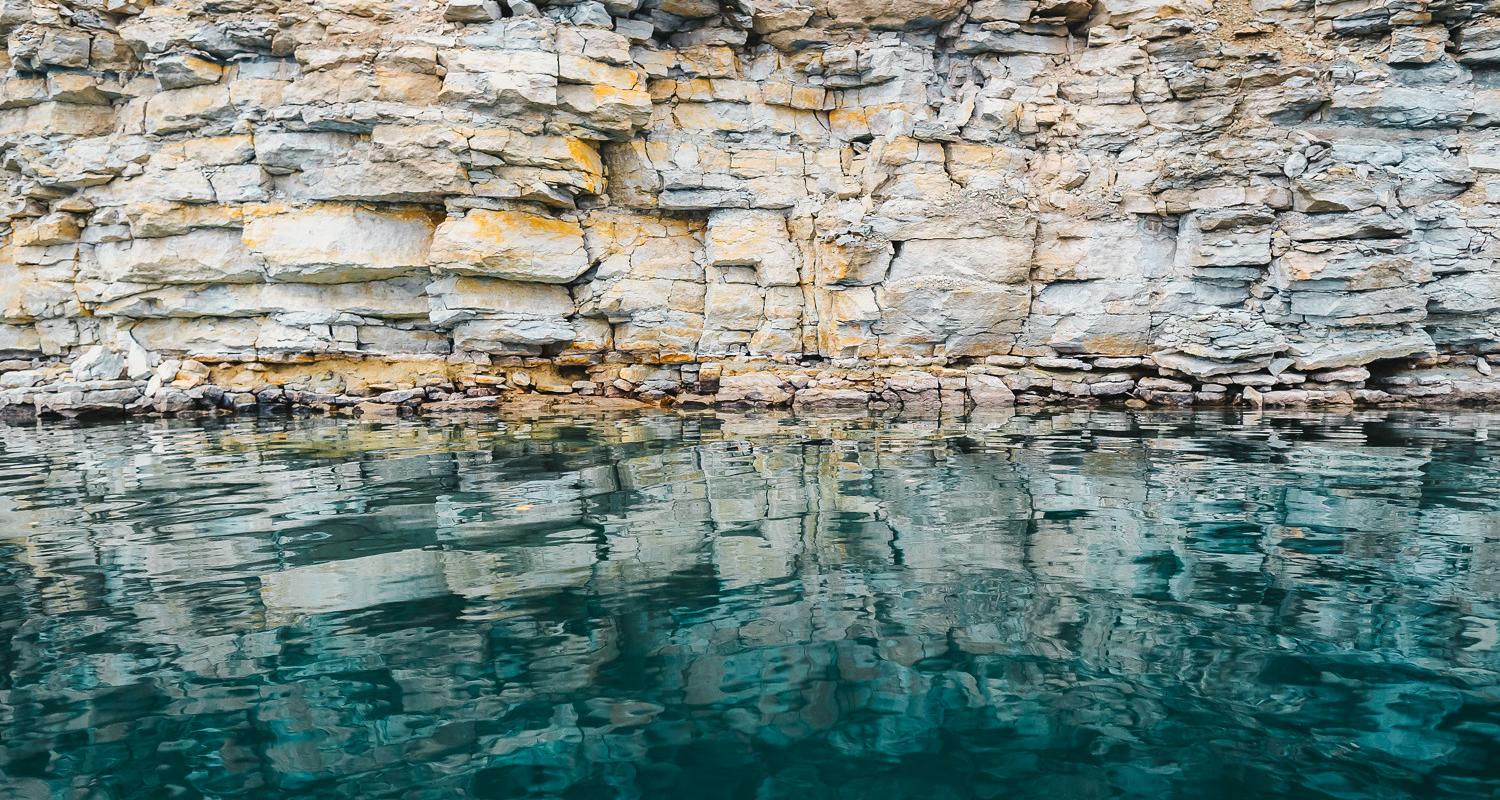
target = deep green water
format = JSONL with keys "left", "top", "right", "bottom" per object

{"left": 1, "top": 410, "right": 1498, "bottom": 799}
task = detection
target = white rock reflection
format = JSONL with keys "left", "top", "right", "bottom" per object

{"left": 0, "top": 409, "right": 1496, "bottom": 799}
{"left": 261, "top": 549, "right": 452, "bottom": 620}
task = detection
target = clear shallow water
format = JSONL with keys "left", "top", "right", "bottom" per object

{"left": 1, "top": 410, "right": 1498, "bottom": 800}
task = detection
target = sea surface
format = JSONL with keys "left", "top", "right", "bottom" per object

{"left": 1, "top": 409, "right": 1497, "bottom": 799}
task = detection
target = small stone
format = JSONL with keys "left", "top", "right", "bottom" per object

{"left": 1283, "top": 152, "right": 1308, "bottom": 178}
{"left": 1033, "top": 356, "right": 1092, "bottom": 371}
{"left": 969, "top": 373, "right": 1016, "bottom": 407}
{"left": 1090, "top": 381, "right": 1134, "bottom": 396}
{"left": 615, "top": 18, "right": 654, "bottom": 40}
{"left": 792, "top": 388, "right": 869, "bottom": 408}
{"left": 70, "top": 347, "right": 127, "bottom": 382}
{"left": 534, "top": 375, "right": 574, "bottom": 393}
{"left": 1352, "top": 389, "right": 1394, "bottom": 404}
{"left": 154, "top": 53, "right": 224, "bottom": 90}
{"left": 421, "top": 396, "right": 500, "bottom": 413}
{"left": 1138, "top": 376, "right": 1193, "bottom": 392}
{"left": 1310, "top": 366, "right": 1370, "bottom": 384}
{"left": 125, "top": 341, "right": 153, "bottom": 380}
{"left": 1139, "top": 389, "right": 1194, "bottom": 406}
{"left": 0, "top": 370, "right": 44, "bottom": 389}
{"left": 375, "top": 388, "right": 426, "bottom": 404}
{"left": 715, "top": 372, "right": 790, "bottom": 405}
{"left": 357, "top": 401, "right": 401, "bottom": 417}
{"left": 1259, "top": 390, "right": 1312, "bottom": 407}
{"left": 444, "top": 0, "right": 501, "bottom": 21}
{"left": 1388, "top": 26, "right": 1448, "bottom": 65}
{"left": 153, "top": 389, "right": 196, "bottom": 413}
{"left": 1268, "top": 358, "right": 1296, "bottom": 376}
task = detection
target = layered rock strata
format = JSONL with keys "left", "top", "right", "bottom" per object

{"left": 2, "top": 0, "right": 1500, "bottom": 416}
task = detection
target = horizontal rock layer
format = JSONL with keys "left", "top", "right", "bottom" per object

{"left": 2, "top": 0, "right": 1500, "bottom": 411}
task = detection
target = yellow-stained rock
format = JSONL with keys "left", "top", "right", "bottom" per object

{"left": 429, "top": 209, "right": 590, "bottom": 284}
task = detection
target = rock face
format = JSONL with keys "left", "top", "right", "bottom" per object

{"left": 2, "top": 0, "right": 1500, "bottom": 413}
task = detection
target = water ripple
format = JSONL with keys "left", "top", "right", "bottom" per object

{"left": 0, "top": 409, "right": 1497, "bottom": 799}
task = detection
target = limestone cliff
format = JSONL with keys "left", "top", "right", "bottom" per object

{"left": 2, "top": 0, "right": 1500, "bottom": 414}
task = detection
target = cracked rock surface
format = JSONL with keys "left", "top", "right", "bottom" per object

{"left": 2, "top": 0, "right": 1500, "bottom": 414}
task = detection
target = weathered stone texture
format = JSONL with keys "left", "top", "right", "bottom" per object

{"left": 2, "top": 0, "right": 1500, "bottom": 413}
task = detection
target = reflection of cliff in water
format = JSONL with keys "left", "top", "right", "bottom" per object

{"left": 0, "top": 410, "right": 1497, "bottom": 799}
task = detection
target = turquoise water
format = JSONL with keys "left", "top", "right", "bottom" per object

{"left": 0, "top": 410, "right": 1497, "bottom": 799}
